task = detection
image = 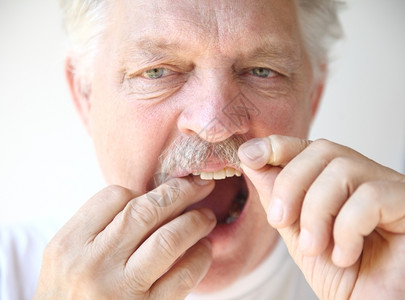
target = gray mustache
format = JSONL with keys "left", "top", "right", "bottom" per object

{"left": 156, "top": 134, "right": 247, "bottom": 185}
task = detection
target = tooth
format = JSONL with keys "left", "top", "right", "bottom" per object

{"left": 226, "top": 215, "right": 238, "bottom": 224}
{"left": 225, "top": 195, "right": 247, "bottom": 224}
{"left": 199, "top": 168, "right": 240, "bottom": 180}
{"left": 225, "top": 167, "right": 235, "bottom": 177}
{"left": 200, "top": 172, "right": 213, "bottom": 180}
{"left": 213, "top": 169, "right": 226, "bottom": 180}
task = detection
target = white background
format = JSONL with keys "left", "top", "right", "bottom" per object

{"left": 1, "top": 0, "right": 404, "bottom": 224}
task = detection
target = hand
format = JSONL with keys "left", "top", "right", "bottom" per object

{"left": 239, "top": 135, "right": 405, "bottom": 300}
{"left": 34, "top": 177, "right": 216, "bottom": 300}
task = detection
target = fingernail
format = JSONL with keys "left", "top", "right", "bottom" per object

{"left": 240, "top": 140, "right": 266, "bottom": 161}
{"left": 267, "top": 198, "right": 284, "bottom": 223}
{"left": 299, "top": 229, "right": 313, "bottom": 253}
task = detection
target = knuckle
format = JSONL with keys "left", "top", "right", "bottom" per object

{"left": 165, "top": 178, "right": 187, "bottom": 200}
{"left": 147, "top": 180, "right": 185, "bottom": 207}
{"left": 44, "top": 230, "right": 76, "bottom": 260}
{"left": 328, "top": 157, "right": 353, "bottom": 174}
{"left": 43, "top": 237, "right": 94, "bottom": 281}
{"left": 298, "top": 138, "right": 311, "bottom": 151}
{"left": 356, "top": 181, "right": 382, "bottom": 201}
{"left": 307, "top": 139, "right": 335, "bottom": 167}
{"left": 125, "top": 268, "right": 151, "bottom": 294}
{"left": 311, "top": 138, "right": 333, "bottom": 152}
{"left": 43, "top": 238, "right": 64, "bottom": 259}
{"left": 174, "top": 210, "right": 212, "bottom": 237}
{"left": 104, "top": 184, "right": 133, "bottom": 201}
{"left": 126, "top": 198, "right": 159, "bottom": 228}
{"left": 186, "top": 210, "right": 209, "bottom": 230}
{"left": 177, "top": 266, "right": 198, "bottom": 290}
{"left": 327, "top": 157, "right": 358, "bottom": 194}
{"left": 156, "top": 227, "right": 181, "bottom": 259}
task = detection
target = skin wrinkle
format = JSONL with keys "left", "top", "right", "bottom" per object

{"left": 120, "top": 48, "right": 301, "bottom": 103}
{"left": 112, "top": 2, "right": 309, "bottom": 111}
{"left": 115, "top": 0, "right": 304, "bottom": 76}
{"left": 123, "top": 33, "right": 302, "bottom": 65}
{"left": 42, "top": 2, "right": 405, "bottom": 300}
{"left": 120, "top": 36, "right": 303, "bottom": 77}
{"left": 84, "top": 0, "right": 318, "bottom": 292}
{"left": 123, "top": 76, "right": 187, "bottom": 102}
{"left": 63, "top": 0, "right": 342, "bottom": 89}
{"left": 115, "top": 21, "right": 309, "bottom": 107}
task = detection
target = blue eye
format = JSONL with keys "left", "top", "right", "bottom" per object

{"left": 143, "top": 68, "right": 166, "bottom": 79}
{"left": 251, "top": 67, "right": 274, "bottom": 78}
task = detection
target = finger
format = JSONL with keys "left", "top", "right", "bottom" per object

{"left": 124, "top": 208, "right": 216, "bottom": 292}
{"left": 240, "top": 164, "right": 282, "bottom": 212}
{"left": 268, "top": 140, "right": 363, "bottom": 228}
{"left": 149, "top": 239, "right": 213, "bottom": 299}
{"left": 299, "top": 157, "right": 405, "bottom": 257}
{"left": 298, "top": 157, "right": 376, "bottom": 256}
{"left": 238, "top": 135, "right": 312, "bottom": 169}
{"left": 93, "top": 177, "right": 215, "bottom": 259}
{"left": 332, "top": 180, "right": 405, "bottom": 267}
{"left": 55, "top": 185, "right": 139, "bottom": 245}
{"left": 238, "top": 135, "right": 311, "bottom": 224}
{"left": 238, "top": 136, "right": 315, "bottom": 227}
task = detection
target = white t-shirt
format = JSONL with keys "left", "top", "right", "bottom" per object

{"left": 1, "top": 221, "right": 317, "bottom": 300}
{"left": 187, "top": 239, "right": 317, "bottom": 300}
{"left": 0, "top": 220, "right": 59, "bottom": 300}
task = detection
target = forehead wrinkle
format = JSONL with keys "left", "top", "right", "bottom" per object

{"left": 114, "top": 0, "right": 211, "bottom": 56}
{"left": 114, "top": 0, "right": 304, "bottom": 71}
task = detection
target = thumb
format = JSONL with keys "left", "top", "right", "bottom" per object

{"left": 238, "top": 135, "right": 311, "bottom": 213}
{"left": 238, "top": 135, "right": 311, "bottom": 266}
{"left": 240, "top": 167, "right": 308, "bottom": 280}
{"left": 238, "top": 135, "right": 312, "bottom": 169}
{"left": 240, "top": 163, "right": 304, "bottom": 272}
{"left": 240, "top": 163, "right": 281, "bottom": 214}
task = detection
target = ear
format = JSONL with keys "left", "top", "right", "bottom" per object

{"left": 309, "top": 63, "right": 327, "bottom": 120}
{"left": 65, "top": 57, "right": 92, "bottom": 134}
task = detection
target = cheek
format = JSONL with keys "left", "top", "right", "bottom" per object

{"left": 250, "top": 94, "right": 312, "bottom": 138}
{"left": 88, "top": 93, "right": 173, "bottom": 191}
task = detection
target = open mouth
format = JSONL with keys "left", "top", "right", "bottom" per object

{"left": 185, "top": 167, "right": 248, "bottom": 224}
{"left": 156, "top": 134, "right": 249, "bottom": 224}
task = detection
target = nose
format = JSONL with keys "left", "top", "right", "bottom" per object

{"left": 177, "top": 70, "right": 253, "bottom": 143}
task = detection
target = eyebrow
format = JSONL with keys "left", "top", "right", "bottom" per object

{"left": 122, "top": 35, "right": 303, "bottom": 74}
{"left": 135, "top": 38, "right": 184, "bottom": 54}
{"left": 120, "top": 37, "right": 190, "bottom": 68}
{"left": 241, "top": 38, "right": 303, "bottom": 73}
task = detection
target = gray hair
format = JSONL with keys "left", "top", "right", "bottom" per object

{"left": 60, "top": 0, "right": 343, "bottom": 90}
{"left": 297, "top": 0, "right": 344, "bottom": 80}
{"left": 60, "top": 0, "right": 111, "bottom": 94}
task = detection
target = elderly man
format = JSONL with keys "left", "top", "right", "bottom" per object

{"left": 31, "top": 0, "right": 405, "bottom": 299}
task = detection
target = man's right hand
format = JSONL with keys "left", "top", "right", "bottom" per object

{"left": 34, "top": 177, "right": 216, "bottom": 300}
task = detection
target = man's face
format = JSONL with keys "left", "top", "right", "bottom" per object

{"left": 83, "top": 0, "right": 319, "bottom": 292}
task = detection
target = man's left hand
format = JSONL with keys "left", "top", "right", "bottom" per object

{"left": 239, "top": 135, "right": 405, "bottom": 300}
